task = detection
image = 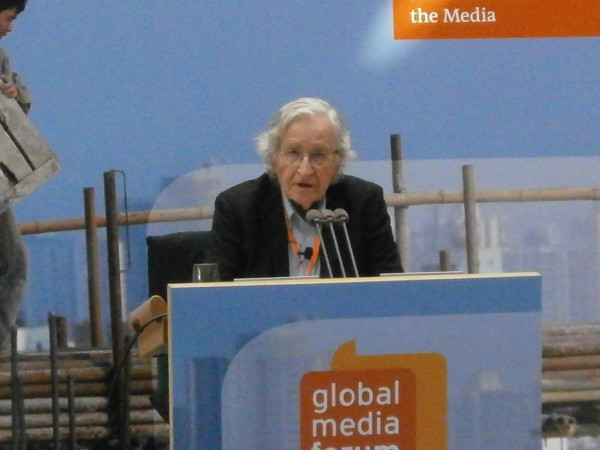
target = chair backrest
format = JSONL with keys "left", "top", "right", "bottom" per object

{"left": 146, "top": 231, "right": 212, "bottom": 299}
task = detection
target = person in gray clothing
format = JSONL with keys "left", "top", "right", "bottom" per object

{"left": 0, "top": 0, "right": 29, "bottom": 347}
{"left": 0, "top": 0, "right": 29, "bottom": 113}
{"left": 0, "top": 203, "right": 27, "bottom": 347}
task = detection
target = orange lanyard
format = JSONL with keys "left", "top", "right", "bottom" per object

{"left": 285, "top": 214, "right": 321, "bottom": 276}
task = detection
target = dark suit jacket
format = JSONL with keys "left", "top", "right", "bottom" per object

{"left": 208, "top": 173, "right": 403, "bottom": 281}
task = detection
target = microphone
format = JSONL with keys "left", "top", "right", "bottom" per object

{"left": 305, "top": 209, "right": 322, "bottom": 224}
{"left": 322, "top": 209, "right": 346, "bottom": 278}
{"left": 321, "top": 209, "right": 335, "bottom": 221}
{"left": 333, "top": 208, "right": 348, "bottom": 222}
{"left": 306, "top": 209, "right": 333, "bottom": 277}
{"left": 334, "top": 208, "right": 359, "bottom": 277}
{"left": 300, "top": 247, "right": 313, "bottom": 260}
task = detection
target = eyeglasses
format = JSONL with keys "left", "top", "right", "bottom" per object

{"left": 278, "top": 149, "right": 339, "bottom": 168}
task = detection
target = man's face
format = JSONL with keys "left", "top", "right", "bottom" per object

{"left": 272, "top": 115, "right": 341, "bottom": 210}
{"left": 0, "top": 8, "right": 18, "bottom": 38}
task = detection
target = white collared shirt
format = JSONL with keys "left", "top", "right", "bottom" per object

{"left": 282, "top": 195, "right": 323, "bottom": 277}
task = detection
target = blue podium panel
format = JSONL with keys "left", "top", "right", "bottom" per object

{"left": 168, "top": 273, "right": 541, "bottom": 450}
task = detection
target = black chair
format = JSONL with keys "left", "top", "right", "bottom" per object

{"left": 145, "top": 230, "right": 212, "bottom": 421}
{"left": 147, "top": 230, "right": 212, "bottom": 299}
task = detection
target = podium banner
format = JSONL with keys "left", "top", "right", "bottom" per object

{"left": 168, "top": 273, "right": 541, "bottom": 449}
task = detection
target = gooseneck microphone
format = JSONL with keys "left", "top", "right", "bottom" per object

{"left": 333, "top": 208, "right": 359, "bottom": 277}
{"left": 306, "top": 208, "right": 359, "bottom": 278}
{"left": 306, "top": 209, "right": 334, "bottom": 278}
{"left": 322, "top": 209, "right": 346, "bottom": 278}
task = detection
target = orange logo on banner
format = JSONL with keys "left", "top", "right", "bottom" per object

{"left": 393, "top": 0, "right": 600, "bottom": 39}
{"left": 300, "top": 341, "right": 447, "bottom": 450}
{"left": 300, "top": 369, "right": 417, "bottom": 450}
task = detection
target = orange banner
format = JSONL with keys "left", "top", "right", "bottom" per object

{"left": 299, "top": 340, "right": 447, "bottom": 449}
{"left": 393, "top": 0, "right": 600, "bottom": 39}
{"left": 300, "top": 368, "right": 417, "bottom": 450}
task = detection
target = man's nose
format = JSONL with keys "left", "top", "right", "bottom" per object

{"left": 297, "top": 155, "right": 315, "bottom": 174}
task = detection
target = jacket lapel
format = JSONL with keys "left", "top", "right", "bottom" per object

{"left": 258, "top": 177, "right": 289, "bottom": 277}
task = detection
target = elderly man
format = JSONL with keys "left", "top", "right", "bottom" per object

{"left": 209, "top": 97, "right": 403, "bottom": 281}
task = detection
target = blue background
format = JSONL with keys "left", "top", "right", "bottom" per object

{"left": 6, "top": 1, "right": 599, "bottom": 222}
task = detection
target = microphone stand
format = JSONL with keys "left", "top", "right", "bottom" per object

{"left": 323, "top": 209, "right": 346, "bottom": 278}
{"left": 306, "top": 209, "right": 334, "bottom": 278}
{"left": 334, "top": 208, "right": 359, "bottom": 277}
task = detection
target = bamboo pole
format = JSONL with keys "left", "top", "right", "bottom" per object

{"left": 18, "top": 187, "right": 599, "bottom": 236}
{"left": 385, "top": 186, "right": 600, "bottom": 206}
{"left": 20, "top": 206, "right": 215, "bottom": 235}
{"left": 390, "top": 134, "right": 410, "bottom": 270}
{"left": 462, "top": 165, "right": 479, "bottom": 274}
{"left": 543, "top": 378, "right": 600, "bottom": 392}
{"left": 543, "top": 368, "right": 600, "bottom": 379}
{"left": 543, "top": 323, "right": 600, "bottom": 338}
{"left": 84, "top": 187, "right": 104, "bottom": 348}
{"left": 0, "top": 379, "right": 153, "bottom": 403}
{"left": 10, "top": 327, "right": 24, "bottom": 449}
{"left": 0, "top": 364, "right": 152, "bottom": 387}
{"left": 542, "top": 390, "right": 600, "bottom": 404}
{"left": 103, "top": 170, "right": 128, "bottom": 444}
{"left": 0, "top": 423, "right": 170, "bottom": 443}
{"left": 0, "top": 395, "right": 152, "bottom": 416}
{"left": 48, "top": 313, "right": 61, "bottom": 449}
{"left": 543, "top": 355, "right": 600, "bottom": 371}
{"left": 543, "top": 341, "right": 600, "bottom": 358}
{"left": 67, "top": 375, "right": 77, "bottom": 450}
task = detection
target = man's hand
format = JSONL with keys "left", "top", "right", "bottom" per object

{"left": 0, "top": 74, "right": 19, "bottom": 100}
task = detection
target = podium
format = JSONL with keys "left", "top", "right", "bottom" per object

{"left": 167, "top": 273, "right": 542, "bottom": 449}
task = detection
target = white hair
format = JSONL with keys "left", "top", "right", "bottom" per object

{"left": 255, "top": 97, "right": 357, "bottom": 176}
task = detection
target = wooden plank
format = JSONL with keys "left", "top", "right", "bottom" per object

{"left": 0, "top": 127, "right": 31, "bottom": 179}
{"left": 0, "top": 93, "right": 56, "bottom": 167}
{"left": 0, "top": 92, "right": 59, "bottom": 204}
